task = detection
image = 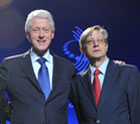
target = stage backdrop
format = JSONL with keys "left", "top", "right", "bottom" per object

{"left": 0, "top": 0, "right": 139, "bottom": 124}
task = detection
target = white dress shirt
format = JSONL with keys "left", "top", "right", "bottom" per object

{"left": 30, "top": 49, "right": 53, "bottom": 89}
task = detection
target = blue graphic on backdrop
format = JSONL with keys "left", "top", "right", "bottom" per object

{"left": 63, "top": 26, "right": 89, "bottom": 124}
{"left": 63, "top": 26, "right": 89, "bottom": 74}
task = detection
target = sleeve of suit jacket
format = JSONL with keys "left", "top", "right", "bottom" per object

{"left": 126, "top": 66, "right": 140, "bottom": 124}
{"left": 0, "top": 74, "right": 6, "bottom": 124}
{"left": 70, "top": 75, "right": 87, "bottom": 124}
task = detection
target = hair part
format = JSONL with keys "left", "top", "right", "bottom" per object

{"left": 25, "top": 9, "right": 55, "bottom": 32}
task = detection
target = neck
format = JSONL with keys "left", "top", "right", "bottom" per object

{"left": 33, "top": 48, "right": 48, "bottom": 57}
{"left": 89, "top": 56, "right": 107, "bottom": 68}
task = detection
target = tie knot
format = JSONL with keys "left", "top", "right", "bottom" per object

{"left": 94, "top": 69, "right": 100, "bottom": 76}
{"left": 37, "top": 57, "right": 46, "bottom": 65}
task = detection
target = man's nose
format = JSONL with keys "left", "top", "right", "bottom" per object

{"left": 93, "top": 39, "right": 99, "bottom": 46}
{"left": 39, "top": 30, "right": 44, "bottom": 38}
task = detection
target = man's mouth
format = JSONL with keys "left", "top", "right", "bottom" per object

{"left": 37, "top": 40, "right": 46, "bottom": 42}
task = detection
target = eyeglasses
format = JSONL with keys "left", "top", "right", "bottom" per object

{"left": 86, "top": 38, "right": 105, "bottom": 45}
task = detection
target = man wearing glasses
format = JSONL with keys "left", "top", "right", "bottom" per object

{"left": 71, "top": 25, "right": 140, "bottom": 124}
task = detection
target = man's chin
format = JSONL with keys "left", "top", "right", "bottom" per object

{"left": 91, "top": 55, "right": 107, "bottom": 61}
{"left": 34, "top": 49, "right": 48, "bottom": 56}
{"left": 91, "top": 55, "right": 102, "bottom": 60}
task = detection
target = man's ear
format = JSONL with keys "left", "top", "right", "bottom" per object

{"left": 51, "top": 32, "right": 55, "bottom": 39}
{"left": 25, "top": 31, "right": 30, "bottom": 41}
{"left": 80, "top": 47, "right": 84, "bottom": 53}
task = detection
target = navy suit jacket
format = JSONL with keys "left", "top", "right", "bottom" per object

{"left": 1, "top": 50, "right": 75, "bottom": 124}
{"left": 0, "top": 77, "right": 6, "bottom": 124}
{"left": 71, "top": 60, "right": 140, "bottom": 124}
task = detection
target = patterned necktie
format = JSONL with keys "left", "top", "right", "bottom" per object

{"left": 38, "top": 57, "right": 51, "bottom": 101}
{"left": 93, "top": 69, "right": 101, "bottom": 107}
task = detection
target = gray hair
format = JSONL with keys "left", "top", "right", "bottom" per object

{"left": 80, "top": 25, "right": 108, "bottom": 49}
{"left": 25, "top": 9, "right": 55, "bottom": 32}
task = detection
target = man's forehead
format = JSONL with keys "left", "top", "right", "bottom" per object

{"left": 87, "top": 30, "right": 104, "bottom": 39}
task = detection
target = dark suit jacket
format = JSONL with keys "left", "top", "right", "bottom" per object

{"left": 71, "top": 60, "right": 140, "bottom": 124}
{"left": 1, "top": 50, "right": 75, "bottom": 124}
{"left": 0, "top": 77, "right": 6, "bottom": 124}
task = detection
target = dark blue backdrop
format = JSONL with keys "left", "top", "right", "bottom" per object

{"left": 0, "top": 0, "right": 139, "bottom": 124}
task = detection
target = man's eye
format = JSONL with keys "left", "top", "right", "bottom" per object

{"left": 32, "top": 29, "right": 39, "bottom": 32}
{"left": 87, "top": 40, "right": 93, "bottom": 43}
{"left": 44, "top": 29, "right": 49, "bottom": 32}
{"left": 97, "top": 38, "right": 104, "bottom": 42}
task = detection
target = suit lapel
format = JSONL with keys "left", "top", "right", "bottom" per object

{"left": 46, "top": 54, "right": 61, "bottom": 101}
{"left": 19, "top": 51, "right": 42, "bottom": 91}
{"left": 52, "top": 55, "right": 60, "bottom": 90}
{"left": 81, "top": 69, "right": 97, "bottom": 108}
{"left": 98, "top": 60, "right": 117, "bottom": 110}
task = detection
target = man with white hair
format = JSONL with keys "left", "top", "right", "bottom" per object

{"left": 1, "top": 9, "right": 75, "bottom": 124}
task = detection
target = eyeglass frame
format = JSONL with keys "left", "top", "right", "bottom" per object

{"left": 85, "top": 37, "right": 107, "bottom": 46}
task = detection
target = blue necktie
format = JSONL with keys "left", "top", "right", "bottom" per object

{"left": 38, "top": 57, "right": 51, "bottom": 101}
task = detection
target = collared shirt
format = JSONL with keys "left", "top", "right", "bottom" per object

{"left": 30, "top": 49, "right": 53, "bottom": 89}
{"left": 90, "top": 58, "right": 109, "bottom": 89}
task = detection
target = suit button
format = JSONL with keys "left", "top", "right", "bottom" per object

{"left": 96, "top": 120, "right": 100, "bottom": 123}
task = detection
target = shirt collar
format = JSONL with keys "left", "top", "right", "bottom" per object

{"left": 90, "top": 58, "right": 109, "bottom": 75}
{"left": 30, "top": 49, "right": 52, "bottom": 63}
